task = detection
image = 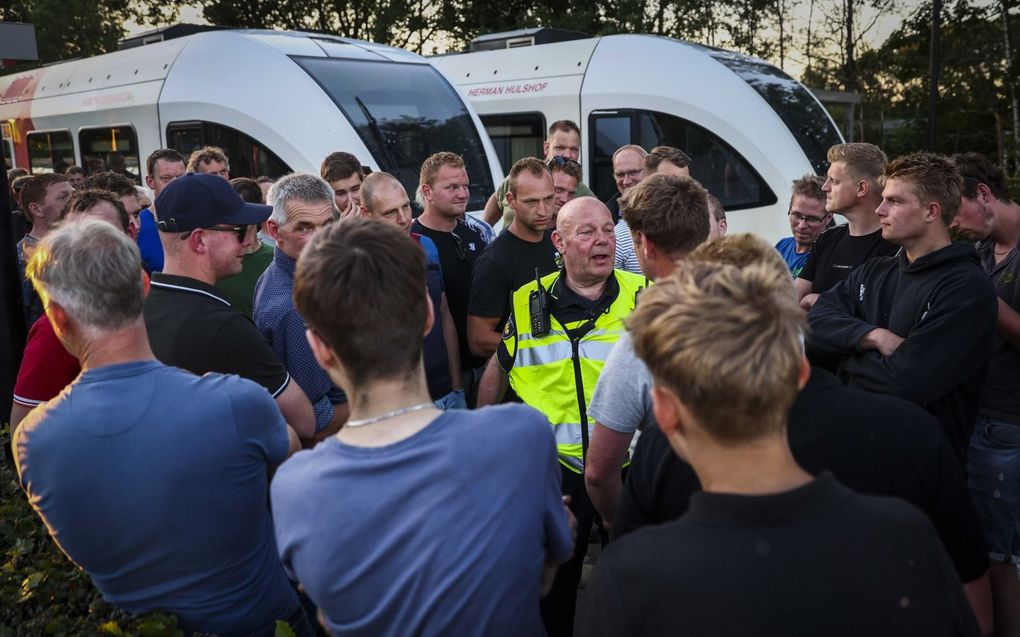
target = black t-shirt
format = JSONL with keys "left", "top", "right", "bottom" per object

{"left": 799, "top": 224, "right": 899, "bottom": 293}
{"left": 977, "top": 239, "right": 1020, "bottom": 422}
{"left": 615, "top": 367, "right": 989, "bottom": 584}
{"left": 143, "top": 273, "right": 290, "bottom": 397}
{"left": 468, "top": 230, "right": 560, "bottom": 326}
{"left": 586, "top": 473, "right": 979, "bottom": 637}
{"left": 411, "top": 218, "right": 486, "bottom": 370}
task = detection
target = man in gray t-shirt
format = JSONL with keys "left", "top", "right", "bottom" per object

{"left": 584, "top": 174, "right": 711, "bottom": 530}
{"left": 588, "top": 333, "right": 654, "bottom": 435}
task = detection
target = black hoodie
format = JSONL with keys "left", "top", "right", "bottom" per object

{"left": 808, "top": 242, "right": 997, "bottom": 461}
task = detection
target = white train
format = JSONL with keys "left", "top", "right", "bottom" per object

{"left": 0, "top": 28, "right": 503, "bottom": 213}
{"left": 432, "top": 33, "right": 844, "bottom": 241}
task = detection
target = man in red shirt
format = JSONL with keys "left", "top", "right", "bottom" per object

{"left": 10, "top": 189, "right": 146, "bottom": 430}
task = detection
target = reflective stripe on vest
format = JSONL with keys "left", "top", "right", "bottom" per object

{"left": 507, "top": 269, "right": 646, "bottom": 473}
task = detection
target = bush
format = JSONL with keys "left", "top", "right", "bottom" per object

{"left": 0, "top": 424, "right": 183, "bottom": 636}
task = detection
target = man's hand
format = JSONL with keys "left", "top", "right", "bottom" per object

{"left": 800, "top": 293, "right": 820, "bottom": 311}
{"left": 340, "top": 198, "right": 358, "bottom": 220}
{"left": 859, "top": 328, "right": 905, "bottom": 357}
{"left": 563, "top": 495, "right": 578, "bottom": 544}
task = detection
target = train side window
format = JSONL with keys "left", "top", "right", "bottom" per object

{"left": 166, "top": 121, "right": 290, "bottom": 179}
{"left": 588, "top": 110, "right": 776, "bottom": 211}
{"left": 479, "top": 113, "right": 545, "bottom": 174}
{"left": 27, "top": 130, "right": 74, "bottom": 175}
{"left": 79, "top": 126, "right": 142, "bottom": 183}
{"left": 2, "top": 138, "right": 13, "bottom": 171}
{"left": 588, "top": 114, "right": 631, "bottom": 201}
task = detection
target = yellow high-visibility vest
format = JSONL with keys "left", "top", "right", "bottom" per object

{"left": 505, "top": 269, "right": 646, "bottom": 473}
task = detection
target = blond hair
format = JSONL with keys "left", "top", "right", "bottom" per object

{"left": 826, "top": 143, "right": 887, "bottom": 193}
{"left": 688, "top": 233, "right": 790, "bottom": 277}
{"left": 629, "top": 259, "right": 803, "bottom": 441}
{"left": 418, "top": 151, "right": 465, "bottom": 188}
{"left": 885, "top": 152, "right": 962, "bottom": 224}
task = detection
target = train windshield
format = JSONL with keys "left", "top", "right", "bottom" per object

{"left": 295, "top": 56, "right": 494, "bottom": 211}
{"left": 708, "top": 49, "right": 842, "bottom": 175}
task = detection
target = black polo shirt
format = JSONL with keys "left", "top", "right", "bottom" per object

{"left": 615, "top": 366, "right": 989, "bottom": 584}
{"left": 143, "top": 273, "right": 290, "bottom": 397}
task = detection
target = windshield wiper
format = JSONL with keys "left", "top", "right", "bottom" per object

{"left": 354, "top": 96, "right": 409, "bottom": 174}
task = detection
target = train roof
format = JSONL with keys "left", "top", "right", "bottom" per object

{"left": 0, "top": 29, "right": 431, "bottom": 106}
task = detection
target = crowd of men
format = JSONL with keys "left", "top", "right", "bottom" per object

{"left": 4, "top": 121, "right": 1020, "bottom": 637}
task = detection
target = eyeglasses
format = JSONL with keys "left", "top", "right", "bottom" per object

{"left": 180, "top": 224, "right": 251, "bottom": 242}
{"left": 614, "top": 169, "right": 643, "bottom": 181}
{"left": 788, "top": 212, "right": 827, "bottom": 225}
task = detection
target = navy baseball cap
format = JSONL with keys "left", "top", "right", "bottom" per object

{"left": 155, "top": 173, "right": 272, "bottom": 232}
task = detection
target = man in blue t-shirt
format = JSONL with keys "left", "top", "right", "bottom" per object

{"left": 139, "top": 149, "right": 189, "bottom": 272}
{"left": 271, "top": 218, "right": 574, "bottom": 636}
{"left": 359, "top": 171, "right": 465, "bottom": 409}
{"left": 775, "top": 174, "right": 829, "bottom": 278}
{"left": 13, "top": 220, "right": 310, "bottom": 637}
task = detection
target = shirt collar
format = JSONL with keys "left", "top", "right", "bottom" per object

{"left": 550, "top": 269, "right": 620, "bottom": 312}
{"left": 273, "top": 246, "right": 297, "bottom": 275}
{"left": 150, "top": 273, "right": 231, "bottom": 307}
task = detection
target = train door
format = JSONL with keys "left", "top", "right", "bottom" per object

{"left": 587, "top": 108, "right": 777, "bottom": 212}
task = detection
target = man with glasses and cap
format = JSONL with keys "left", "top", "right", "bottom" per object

{"left": 143, "top": 172, "right": 316, "bottom": 442}
{"left": 775, "top": 175, "right": 830, "bottom": 278}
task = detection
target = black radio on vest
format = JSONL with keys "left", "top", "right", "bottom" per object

{"left": 529, "top": 268, "right": 551, "bottom": 337}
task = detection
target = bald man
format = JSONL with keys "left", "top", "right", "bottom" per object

{"left": 360, "top": 172, "right": 464, "bottom": 408}
{"left": 478, "top": 196, "right": 647, "bottom": 636}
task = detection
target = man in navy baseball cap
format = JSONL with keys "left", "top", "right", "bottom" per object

{"left": 144, "top": 170, "right": 319, "bottom": 442}
{"left": 155, "top": 172, "right": 272, "bottom": 233}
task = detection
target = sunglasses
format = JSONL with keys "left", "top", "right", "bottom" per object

{"left": 547, "top": 156, "right": 581, "bottom": 171}
{"left": 180, "top": 224, "right": 251, "bottom": 242}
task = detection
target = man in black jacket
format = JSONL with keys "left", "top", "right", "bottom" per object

{"left": 808, "top": 152, "right": 997, "bottom": 462}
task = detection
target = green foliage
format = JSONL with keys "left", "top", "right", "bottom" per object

{"left": 854, "top": 0, "right": 1015, "bottom": 159}
{"left": 0, "top": 425, "right": 184, "bottom": 636}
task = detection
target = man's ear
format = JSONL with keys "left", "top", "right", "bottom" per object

{"left": 977, "top": 182, "right": 994, "bottom": 205}
{"left": 638, "top": 231, "right": 656, "bottom": 262}
{"left": 551, "top": 229, "right": 566, "bottom": 253}
{"left": 423, "top": 293, "right": 436, "bottom": 337}
{"left": 144, "top": 175, "right": 155, "bottom": 190}
{"left": 926, "top": 201, "right": 942, "bottom": 224}
{"left": 306, "top": 329, "right": 338, "bottom": 373}
{"left": 856, "top": 179, "right": 871, "bottom": 198}
{"left": 797, "top": 356, "right": 811, "bottom": 391}
{"left": 265, "top": 219, "right": 283, "bottom": 242}
{"left": 652, "top": 385, "right": 699, "bottom": 462}
{"left": 421, "top": 183, "right": 433, "bottom": 203}
{"left": 46, "top": 301, "right": 72, "bottom": 341}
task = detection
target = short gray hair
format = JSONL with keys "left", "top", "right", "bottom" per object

{"left": 27, "top": 219, "right": 144, "bottom": 330}
{"left": 267, "top": 172, "right": 335, "bottom": 224}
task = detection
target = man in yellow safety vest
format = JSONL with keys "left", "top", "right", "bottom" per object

{"left": 477, "top": 195, "right": 644, "bottom": 637}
